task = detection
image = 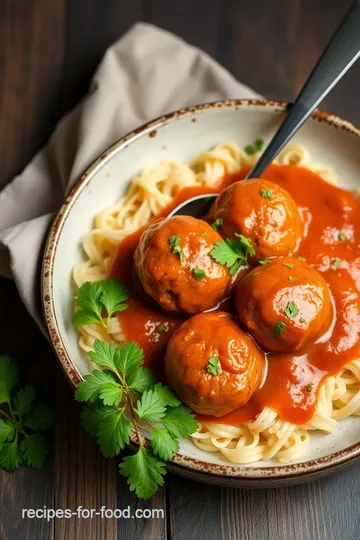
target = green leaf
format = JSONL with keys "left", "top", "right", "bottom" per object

{"left": 135, "top": 387, "right": 167, "bottom": 423}
{"left": 284, "top": 301, "right": 299, "bottom": 319}
{"left": 115, "top": 341, "right": 144, "bottom": 376}
{"left": 259, "top": 259, "right": 270, "bottom": 265}
{"left": 255, "top": 138, "right": 264, "bottom": 151}
{"left": 297, "top": 256, "right": 307, "bottom": 262}
{"left": 161, "top": 406, "right": 198, "bottom": 438}
{"left": 245, "top": 145, "right": 256, "bottom": 155}
{"left": 273, "top": 321, "right": 286, "bottom": 337}
{"left": 127, "top": 368, "right": 155, "bottom": 393}
{"left": 72, "top": 309, "right": 102, "bottom": 327}
{"left": 81, "top": 403, "right": 109, "bottom": 437}
{"left": 96, "top": 406, "right": 132, "bottom": 457}
{"left": 24, "top": 404, "right": 55, "bottom": 431}
{"left": 20, "top": 434, "right": 49, "bottom": 468}
{"left": 211, "top": 233, "right": 254, "bottom": 273}
{"left": 153, "top": 383, "right": 181, "bottom": 407}
{"left": 150, "top": 427, "right": 179, "bottom": 461}
{"left": 168, "top": 235, "right": 180, "bottom": 247}
{"left": 211, "top": 218, "right": 223, "bottom": 231}
{"left": 260, "top": 189, "right": 273, "bottom": 199}
{"left": 282, "top": 262, "right": 295, "bottom": 269}
{"left": 234, "top": 233, "right": 256, "bottom": 257}
{"left": 338, "top": 232, "right": 346, "bottom": 241}
{"left": 0, "top": 420, "right": 15, "bottom": 451}
{"left": 119, "top": 447, "right": 166, "bottom": 500}
{"left": 207, "top": 357, "right": 221, "bottom": 375}
{"left": 100, "top": 278, "right": 129, "bottom": 318}
{"left": 73, "top": 282, "right": 104, "bottom": 326}
{"left": 211, "top": 240, "right": 241, "bottom": 268}
{"left": 0, "top": 440, "right": 22, "bottom": 472}
{"left": 89, "top": 340, "right": 119, "bottom": 371}
{"left": 12, "top": 385, "right": 36, "bottom": 420}
{"left": 193, "top": 268, "right": 206, "bottom": 280}
{"left": 75, "top": 370, "right": 122, "bottom": 406}
{"left": 333, "top": 257, "right": 341, "bottom": 267}
{"left": 0, "top": 356, "right": 19, "bottom": 405}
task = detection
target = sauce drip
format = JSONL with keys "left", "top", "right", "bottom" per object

{"left": 111, "top": 165, "right": 360, "bottom": 426}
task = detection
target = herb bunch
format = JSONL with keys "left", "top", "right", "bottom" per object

{"left": 76, "top": 339, "right": 198, "bottom": 499}
{"left": 0, "top": 356, "right": 55, "bottom": 471}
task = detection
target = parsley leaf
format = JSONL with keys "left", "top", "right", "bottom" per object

{"left": 12, "top": 386, "right": 36, "bottom": 421}
{"left": 297, "top": 256, "right": 307, "bottom": 262}
{"left": 260, "top": 189, "right": 273, "bottom": 199}
{"left": 282, "top": 262, "right": 295, "bottom": 269}
{"left": 116, "top": 341, "right": 144, "bottom": 376}
{"left": 245, "top": 145, "right": 256, "bottom": 155}
{"left": 75, "top": 370, "right": 122, "bottom": 406}
{"left": 153, "top": 383, "right": 181, "bottom": 408}
{"left": 333, "top": 257, "right": 341, "bottom": 267}
{"left": 193, "top": 268, "right": 206, "bottom": 280}
{"left": 0, "top": 356, "right": 19, "bottom": 405}
{"left": 150, "top": 427, "right": 179, "bottom": 461}
{"left": 200, "top": 231, "right": 207, "bottom": 237}
{"left": 207, "top": 357, "right": 221, "bottom": 375}
{"left": 0, "top": 420, "right": 15, "bottom": 452}
{"left": 211, "top": 233, "right": 255, "bottom": 273}
{"left": 274, "top": 321, "right": 286, "bottom": 337}
{"left": 255, "top": 138, "right": 264, "bottom": 151}
{"left": 211, "top": 218, "right": 223, "bottom": 231}
{"left": 284, "top": 301, "right": 299, "bottom": 319}
{"left": 338, "top": 232, "right": 346, "bottom": 241}
{"left": 135, "top": 387, "right": 167, "bottom": 423}
{"left": 161, "top": 406, "right": 198, "bottom": 438}
{"left": 96, "top": 406, "right": 132, "bottom": 457}
{"left": 168, "top": 236, "right": 184, "bottom": 263}
{"left": 119, "top": 447, "right": 166, "bottom": 500}
{"left": 259, "top": 259, "right": 270, "bottom": 265}
{"left": 168, "top": 235, "right": 180, "bottom": 246}
{"left": 73, "top": 278, "right": 129, "bottom": 328}
{"left": 0, "top": 440, "right": 23, "bottom": 472}
{"left": 20, "top": 434, "right": 49, "bottom": 468}
{"left": 23, "top": 404, "right": 55, "bottom": 431}
{"left": 127, "top": 368, "right": 155, "bottom": 394}
{"left": 288, "top": 276, "right": 294, "bottom": 281}
{"left": 89, "top": 340, "right": 119, "bottom": 371}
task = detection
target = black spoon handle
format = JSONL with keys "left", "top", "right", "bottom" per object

{"left": 247, "top": 0, "right": 360, "bottom": 179}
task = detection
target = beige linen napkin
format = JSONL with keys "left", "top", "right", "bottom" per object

{"left": 0, "top": 23, "right": 261, "bottom": 332}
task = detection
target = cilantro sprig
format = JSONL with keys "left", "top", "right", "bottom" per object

{"left": 0, "top": 356, "right": 55, "bottom": 472}
{"left": 76, "top": 340, "right": 197, "bottom": 500}
{"left": 168, "top": 235, "right": 184, "bottom": 264}
{"left": 73, "top": 278, "right": 129, "bottom": 328}
{"left": 211, "top": 233, "right": 255, "bottom": 275}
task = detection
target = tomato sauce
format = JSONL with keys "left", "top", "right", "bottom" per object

{"left": 111, "top": 164, "right": 360, "bottom": 426}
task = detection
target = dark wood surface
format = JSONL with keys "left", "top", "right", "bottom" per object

{"left": 1, "top": 1, "right": 360, "bottom": 539}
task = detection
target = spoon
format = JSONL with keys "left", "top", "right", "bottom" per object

{"left": 169, "top": 0, "right": 360, "bottom": 219}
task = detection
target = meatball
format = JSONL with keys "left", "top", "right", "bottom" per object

{"left": 165, "top": 312, "right": 265, "bottom": 417}
{"left": 235, "top": 257, "right": 333, "bottom": 352}
{"left": 207, "top": 178, "right": 302, "bottom": 260}
{"left": 134, "top": 215, "right": 231, "bottom": 314}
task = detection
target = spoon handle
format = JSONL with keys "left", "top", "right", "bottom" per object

{"left": 247, "top": 0, "right": 360, "bottom": 179}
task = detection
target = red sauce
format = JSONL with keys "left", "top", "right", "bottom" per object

{"left": 111, "top": 164, "right": 360, "bottom": 426}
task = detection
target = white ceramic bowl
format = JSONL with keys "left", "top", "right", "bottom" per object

{"left": 42, "top": 100, "right": 360, "bottom": 487}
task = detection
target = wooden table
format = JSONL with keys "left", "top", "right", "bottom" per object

{"left": 1, "top": 1, "right": 360, "bottom": 538}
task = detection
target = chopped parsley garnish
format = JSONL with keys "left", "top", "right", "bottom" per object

{"left": 259, "top": 259, "right": 271, "bottom": 265}
{"left": 210, "top": 234, "right": 255, "bottom": 275}
{"left": 200, "top": 232, "right": 207, "bottom": 237}
{"left": 245, "top": 145, "right": 256, "bottom": 156}
{"left": 211, "top": 218, "right": 223, "bottom": 231}
{"left": 260, "top": 189, "right": 273, "bottom": 199}
{"left": 206, "top": 357, "right": 221, "bottom": 375}
{"left": 274, "top": 322, "right": 286, "bottom": 337}
{"left": 300, "top": 317, "right": 306, "bottom": 323}
{"left": 282, "top": 262, "right": 295, "bottom": 269}
{"left": 73, "top": 278, "right": 129, "bottom": 328}
{"left": 76, "top": 340, "right": 197, "bottom": 499}
{"left": 284, "top": 301, "right": 299, "bottom": 319}
{"left": 168, "top": 235, "right": 184, "bottom": 264}
{"left": 193, "top": 268, "right": 206, "bottom": 280}
{"left": 306, "top": 384, "right": 314, "bottom": 392}
{"left": 158, "top": 326, "right": 168, "bottom": 333}
{"left": 288, "top": 276, "right": 294, "bottom": 281}
{"left": 338, "top": 232, "right": 346, "bottom": 241}
{"left": 288, "top": 251, "right": 293, "bottom": 256}
{"left": 333, "top": 257, "right": 341, "bottom": 267}
{"left": 297, "top": 256, "right": 307, "bottom": 262}
{"left": 255, "top": 138, "right": 264, "bottom": 151}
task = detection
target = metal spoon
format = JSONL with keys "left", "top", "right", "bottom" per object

{"left": 169, "top": 0, "right": 360, "bottom": 219}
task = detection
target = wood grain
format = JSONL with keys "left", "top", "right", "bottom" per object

{"left": 1, "top": 1, "right": 360, "bottom": 539}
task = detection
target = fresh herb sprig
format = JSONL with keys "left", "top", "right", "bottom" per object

{"left": 76, "top": 340, "right": 197, "bottom": 499}
{"left": 211, "top": 234, "right": 255, "bottom": 275}
{"left": 73, "top": 278, "right": 129, "bottom": 328}
{"left": 0, "top": 356, "right": 55, "bottom": 472}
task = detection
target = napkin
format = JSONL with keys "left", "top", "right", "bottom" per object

{"left": 0, "top": 23, "right": 261, "bottom": 333}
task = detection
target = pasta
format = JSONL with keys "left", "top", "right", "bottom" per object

{"left": 72, "top": 142, "right": 360, "bottom": 464}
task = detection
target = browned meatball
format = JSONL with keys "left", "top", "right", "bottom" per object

{"left": 134, "top": 216, "right": 231, "bottom": 314}
{"left": 235, "top": 257, "right": 333, "bottom": 352}
{"left": 207, "top": 178, "right": 302, "bottom": 260}
{"left": 165, "top": 312, "right": 265, "bottom": 417}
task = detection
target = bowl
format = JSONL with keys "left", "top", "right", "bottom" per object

{"left": 42, "top": 99, "right": 360, "bottom": 487}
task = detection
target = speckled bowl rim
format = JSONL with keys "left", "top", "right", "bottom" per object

{"left": 42, "top": 99, "right": 360, "bottom": 483}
